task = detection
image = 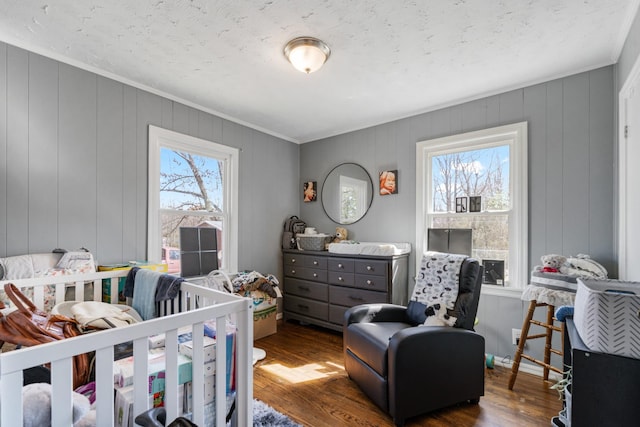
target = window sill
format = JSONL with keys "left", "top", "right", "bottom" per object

{"left": 480, "top": 285, "right": 523, "bottom": 299}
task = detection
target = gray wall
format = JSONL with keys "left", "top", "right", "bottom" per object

{"left": 0, "top": 42, "right": 300, "bottom": 276}
{"left": 300, "top": 66, "right": 616, "bottom": 365}
{"left": 618, "top": 9, "right": 640, "bottom": 90}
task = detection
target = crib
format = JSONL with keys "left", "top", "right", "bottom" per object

{"left": 0, "top": 269, "right": 253, "bottom": 426}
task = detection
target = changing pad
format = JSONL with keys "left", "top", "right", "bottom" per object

{"left": 327, "top": 242, "right": 411, "bottom": 256}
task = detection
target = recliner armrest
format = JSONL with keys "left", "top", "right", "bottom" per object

{"left": 389, "top": 325, "right": 484, "bottom": 355}
{"left": 344, "top": 303, "right": 409, "bottom": 326}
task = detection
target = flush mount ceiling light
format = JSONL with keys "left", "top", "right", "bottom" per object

{"left": 283, "top": 37, "right": 331, "bottom": 74}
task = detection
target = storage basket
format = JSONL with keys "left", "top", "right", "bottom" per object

{"left": 296, "top": 234, "right": 332, "bottom": 251}
{"left": 574, "top": 278, "right": 640, "bottom": 359}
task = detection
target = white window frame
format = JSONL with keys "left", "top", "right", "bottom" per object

{"left": 416, "top": 122, "right": 528, "bottom": 294}
{"left": 148, "top": 125, "right": 239, "bottom": 273}
{"left": 339, "top": 175, "right": 368, "bottom": 223}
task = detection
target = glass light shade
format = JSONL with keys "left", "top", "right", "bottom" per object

{"left": 284, "top": 37, "right": 330, "bottom": 74}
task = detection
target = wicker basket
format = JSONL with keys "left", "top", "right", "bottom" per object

{"left": 296, "top": 234, "right": 333, "bottom": 251}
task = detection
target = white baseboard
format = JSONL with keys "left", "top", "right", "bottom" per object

{"left": 492, "top": 355, "right": 563, "bottom": 381}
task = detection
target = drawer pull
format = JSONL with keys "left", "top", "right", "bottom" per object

{"left": 338, "top": 276, "right": 343, "bottom": 281}
{"left": 298, "top": 304, "right": 309, "bottom": 310}
{"left": 313, "top": 260, "right": 319, "bottom": 265}
{"left": 291, "top": 269, "right": 296, "bottom": 274}
{"left": 367, "top": 265, "right": 373, "bottom": 271}
{"left": 291, "top": 259, "right": 296, "bottom": 263}
{"left": 366, "top": 280, "right": 372, "bottom": 285}
{"left": 338, "top": 263, "right": 343, "bottom": 268}
{"left": 313, "top": 273, "right": 318, "bottom": 278}
{"left": 349, "top": 296, "right": 364, "bottom": 301}
{"left": 299, "top": 286, "right": 310, "bottom": 291}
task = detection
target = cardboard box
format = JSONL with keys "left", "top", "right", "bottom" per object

{"left": 235, "top": 289, "right": 279, "bottom": 340}
{"left": 184, "top": 375, "right": 217, "bottom": 409}
{"left": 113, "top": 351, "right": 193, "bottom": 393}
{"left": 179, "top": 332, "right": 235, "bottom": 393}
{"left": 99, "top": 262, "right": 167, "bottom": 303}
{"left": 114, "top": 384, "right": 185, "bottom": 427}
{"left": 254, "top": 305, "right": 277, "bottom": 340}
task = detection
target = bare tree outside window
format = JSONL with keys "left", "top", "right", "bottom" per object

{"left": 430, "top": 145, "right": 510, "bottom": 280}
{"left": 159, "top": 149, "right": 225, "bottom": 266}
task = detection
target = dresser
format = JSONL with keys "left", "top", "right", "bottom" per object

{"left": 282, "top": 249, "right": 409, "bottom": 332}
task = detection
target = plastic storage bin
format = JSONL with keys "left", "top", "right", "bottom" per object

{"left": 574, "top": 278, "right": 640, "bottom": 359}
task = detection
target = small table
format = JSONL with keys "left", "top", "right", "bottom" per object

{"left": 508, "top": 284, "right": 576, "bottom": 390}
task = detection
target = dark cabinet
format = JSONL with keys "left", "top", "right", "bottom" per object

{"left": 562, "top": 318, "right": 640, "bottom": 426}
{"left": 282, "top": 249, "right": 409, "bottom": 332}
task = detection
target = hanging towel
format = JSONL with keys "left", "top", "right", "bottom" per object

{"left": 123, "top": 267, "right": 140, "bottom": 298}
{"left": 155, "top": 274, "right": 184, "bottom": 302}
{"left": 132, "top": 269, "right": 161, "bottom": 321}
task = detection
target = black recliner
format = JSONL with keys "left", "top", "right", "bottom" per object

{"left": 344, "top": 255, "right": 484, "bottom": 426}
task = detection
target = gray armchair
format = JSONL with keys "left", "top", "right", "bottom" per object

{"left": 344, "top": 256, "right": 484, "bottom": 426}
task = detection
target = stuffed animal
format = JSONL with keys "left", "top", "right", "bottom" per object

{"left": 22, "top": 382, "right": 96, "bottom": 427}
{"left": 332, "top": 227, "right": 348, "bottom": 243}
{"left": 539, "top": 254, "right": 567, "bottom": 273}
{"left": 423, "top": 303, "right": 457, "bottom": 327}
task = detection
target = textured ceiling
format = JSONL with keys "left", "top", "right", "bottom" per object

{"left": 0, "top": 1, "right": 638, "bottom": 143}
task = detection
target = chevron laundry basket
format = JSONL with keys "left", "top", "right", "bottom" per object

{"left": 574, "top": 278, "right": 640, "bottom": 359}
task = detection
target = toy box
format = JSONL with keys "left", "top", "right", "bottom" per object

{"left": 235, "top": 288, "right": 279, "bottom": 340}
{"left": 253, "top": 304, "right": 277, "bottom": 340}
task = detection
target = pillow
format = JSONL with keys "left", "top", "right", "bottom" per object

{"left": 55, "top": 251, "right": 96, "bottom": 273}
{"left": 0, "top": 259, "right": 5, "bottom": 280}
{"left": 3, "top": 254, "right": 35, "bottom": 280}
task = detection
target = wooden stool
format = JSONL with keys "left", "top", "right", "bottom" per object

{"left": 508, "top": 300, "right": 564, "bottom": 390}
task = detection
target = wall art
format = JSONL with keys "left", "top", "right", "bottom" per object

{"left": 304, "top": 181, "right": 317, "bottom": 202}
{"left": 379, "top": 170, "right": 398, "bottom": 195}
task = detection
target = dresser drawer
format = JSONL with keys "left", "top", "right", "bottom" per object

{"left": 328, "top": 258, "right": 354, "bottom": 273}
{"left": 285, "top": 295, "right": 328, "bottom": 320}
{"left": 284, "top": 253, "right": 327, "bottom": 269}
{"left": 329, "top": 305, "right": 349, "bottom": 325}
{"left": 354, "top": 259, "right": 388, "bottom": 276}
{"left": 284, "top": 266, "right": 327, "bottom": 283}
{"left": 329, "top": 286, "right": 387, "bottom": 307}
{"left": 353, "top": 274, "right": 388, "bottom": 292}
{"left": 328, "top": 271, "right": 354, "bottom": 286}
{"left": 284, "top": 278, "right": 328, "bottom": 301}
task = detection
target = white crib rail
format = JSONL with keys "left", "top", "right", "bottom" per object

{"left": 0, "top": 272, "right": 253, "bottom": 427}
{"left": 0, "top": 269, "right": 130, "bottom": 310}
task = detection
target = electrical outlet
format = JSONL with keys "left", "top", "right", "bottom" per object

{"left": 512, "top": 328, "right": 522, "bottom": 346}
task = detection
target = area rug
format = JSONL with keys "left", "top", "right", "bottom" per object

{"left": 251, "top": 399, "right": 302, "bottom": 427}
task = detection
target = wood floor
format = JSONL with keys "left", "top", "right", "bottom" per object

{"left": 253, "top": 320, "right": 562, "bottom": 427}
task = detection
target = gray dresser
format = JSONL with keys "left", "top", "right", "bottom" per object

{"left": 282, "top": 249, "right": 409, "bottom": 332}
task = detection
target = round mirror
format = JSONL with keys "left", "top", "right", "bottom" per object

{"left": 321, "top": 163, "right": 374, "bottom": 224}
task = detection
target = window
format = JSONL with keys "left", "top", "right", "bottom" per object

{"left": 148, "top": 125, "right": 239, "bottom": 275}
{"left": 416, "top": 122, "right": 527, "bottom": 290}
{"left": 339, "top": 175, "right": 368, "bottom": 224}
